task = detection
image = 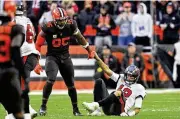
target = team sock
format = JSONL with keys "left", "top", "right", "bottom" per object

{"left": 22, "top": 94, "right": 30, "bottom": 113}
{"left": 68, "top": 88, "right": 78, "bottom": 110}
{"left": 42, "top": 82, "right": 53, "bottom": 107}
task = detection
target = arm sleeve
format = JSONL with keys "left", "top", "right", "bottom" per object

{"left": 110, "top": 72, "right": 121, "bottom": 82}
{"left": 71, "top": 20, "right": 79, "bottom": 35}
{"left": 35, "top": 30, "right": 45, "bottom": 52}
{"left": 11, "top": 25, "right": 27, "bottom": 79}
{"left": 134, "top": 97, "right": 143, "bottom": 108}
{"left": 135, "top": 85, "right": 146, "bottom": 100}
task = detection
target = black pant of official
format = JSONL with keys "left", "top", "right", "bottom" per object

{"left": 0, "top": 68, "right": 23, "bottom": 116}
{"left": 21, "top": 53, "right": 38, "bottom": 113}
{"left": 93, "top": 78, "right": 121, "bottom": 115}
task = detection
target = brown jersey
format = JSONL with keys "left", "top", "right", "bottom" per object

{"left": 41, "top": 19, "right": 78, "bottom": 57}
{"left": 0, "top": 22, "right": 25, "bottom": 67}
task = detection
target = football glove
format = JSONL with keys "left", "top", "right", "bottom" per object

{"left": 34, "top": 63, "right": 43, "bottom": 75}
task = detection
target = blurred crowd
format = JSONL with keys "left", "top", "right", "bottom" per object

{"left": 10, "top": 0, "right": 180, "bottom": 47}
{"left": 4, "top": 0, "right": 179, "bottom": 88}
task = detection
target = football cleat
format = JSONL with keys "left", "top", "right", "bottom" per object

{"left": 24, "top": 113, "right": 31, "bottom": 119}
{"left": 73, "top": 107, "right": 83, "bottom": 116}
{"left": 89, "top": 108, "right": 102, "bottom": 116}
{"left": 5, "top": 114, "right": 15, "bottom": 119}
{"left": 29, "top": 105, "right": 38, "bottom": 118}
{"left": 39, "top": 105, "right": 47, "bottom": 116}
{"left": 82, "top": 102, "right": 99, "bottom": 113}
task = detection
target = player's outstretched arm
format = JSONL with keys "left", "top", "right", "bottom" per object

{"left": 35, "top": 30, "right": 45, "bottom": 52}
{"left": 73, "top": 29, "right": 94, "bottom": 59}
{"left": 34, "top": 31, "right": 45, "bottom": 75}
{"left": 94, "top": 52, "right": 113, "bottom": 76}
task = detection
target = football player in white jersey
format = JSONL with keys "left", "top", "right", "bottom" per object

{"left": 9, "top": 1, "right": 42, "bottom": 118}
{"left": 83, "top": 52, "right": 146, "bottom": 116}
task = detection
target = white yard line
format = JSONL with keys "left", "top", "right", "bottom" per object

{"left": 29, "top": 89, "right": 180, "bottom": 95}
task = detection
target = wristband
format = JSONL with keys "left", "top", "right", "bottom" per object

{"left": 82, "top": 42, "right": 89, "bottom": 49}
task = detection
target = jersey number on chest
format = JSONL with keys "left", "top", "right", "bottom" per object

{"left": 119, "top": 85, "right": 132, "bottom": 98}
{"left": 0, "top": 35, "right": 11, "bottom": 62}
{"left": 52, "top": 37, "right": 70, "bottom": 47}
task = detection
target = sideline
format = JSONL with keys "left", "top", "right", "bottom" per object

{"left": 29, "top": 89, "right": 180, "bottom": 95}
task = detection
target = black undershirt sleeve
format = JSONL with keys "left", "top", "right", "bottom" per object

{"left": 11, "top": 25, "right": 27, "bottom": 79}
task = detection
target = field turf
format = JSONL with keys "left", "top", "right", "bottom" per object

{"left": 0, "top": 93, "right": 180, "bottom": 119}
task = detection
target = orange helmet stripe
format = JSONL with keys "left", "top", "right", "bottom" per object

{"left": 52, "top": 8, "right": 68, "bottom": 20}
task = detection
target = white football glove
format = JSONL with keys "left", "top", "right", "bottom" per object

{"left": 120, "top": 112, "right": 129, "bottom": 116}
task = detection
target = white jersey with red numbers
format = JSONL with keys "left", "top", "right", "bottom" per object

{"left": 14, "top": 16, "right": 40, "bottom": 56}
{"left": 110, "top": 72, "right": 146, "bottom": 113}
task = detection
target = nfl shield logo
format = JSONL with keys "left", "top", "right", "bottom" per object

{"left": 53, "top": 35, "right": 57, "bottom": 38}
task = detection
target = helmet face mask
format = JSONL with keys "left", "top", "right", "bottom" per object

{"left": 52, "top": 8, "right": 68, "bottom": 29}
{"left": 124, "top": 65, "right": 140, "bottom": 85}
{"left": 54, "top": 17, "right": 67, "bottom": 29}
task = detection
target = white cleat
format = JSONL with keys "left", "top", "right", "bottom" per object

{"left": 82, "top": 102, "right": 99, "bottom": 113}
{"left": 24, "top": 113, "right": 31, "bottom": 119}
{"left": 5, "top": 114, "right": 15, "bottom": 119}
{"left": 89, "top": 108, "right": 102, "bottom": 116}
{"left": 29, "top": 105, "right": 37, "bottom": 118}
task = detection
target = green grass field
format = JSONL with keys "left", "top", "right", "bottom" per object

{"left": 0, "top": 93, "right": 180, "bottom": 119}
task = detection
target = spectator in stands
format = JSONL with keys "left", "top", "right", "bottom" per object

{"left": 172, "top": 1, "right": 180, "bottom": 16}
{"left": 26, "top": 1, "right": 48, "bottom": 39}
{"left": 121, "top": 42, "right": 144, "bottom": 74}
{"left": 77, "top": 0, "right": 95, "bottom": 34}
{"left": 173, "top": 39, "right": 180, "bottom": 88}
{"left": 94, "top": 0, "right": 115, "bottom": 15}
{"left": 61, "top": 0, "right": 79, "bottom": 13}
{"left": 160, "top": 2, "right": 180, "bottom": 44}
{"left": 131, "top": 3, "right": 153, "bottom": 46}
{"left": 39, "top": 1, "right": 57, "bottom": 25}
{"left": 93, "top": 5, "right": 116, "bottom": 48}
{"left": 77, "top": 0, "right": 96, "bottom": 44}
{"left": 156, "top": 1, "right": 168, "bottom": 23}
{"left": 94, "top": 45, "right": 118, "bottom": 88}
{"left": 115, "top": 2, "right": 134, "bottom": 46}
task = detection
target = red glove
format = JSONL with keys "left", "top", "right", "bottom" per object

{"left": 34, "top": 63, "right": 43, "bottom": 75}
{"left": 88, "top": 50, "right": 95, "bottom": 59}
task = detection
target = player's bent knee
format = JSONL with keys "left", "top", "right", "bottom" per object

{"left": 95, "top": 78, "right": 103, "bottom": 85}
